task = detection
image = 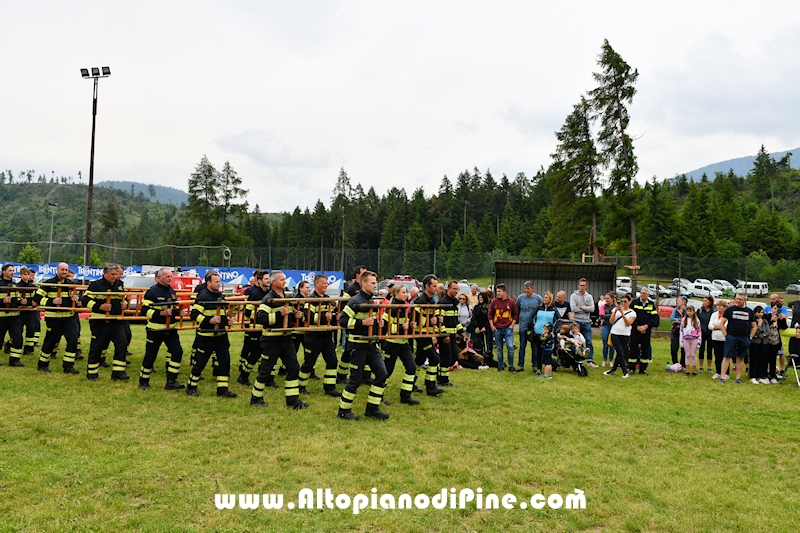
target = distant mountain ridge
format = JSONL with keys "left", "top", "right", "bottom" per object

{"left": 681, "top": 148, "right": 800, "bottom": 182}
{"left": 96, "top": 181, "right": 188, "bottom": 205}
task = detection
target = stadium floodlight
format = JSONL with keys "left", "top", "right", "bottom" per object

{"left": 79, "top": 66, "right": 112, "bottom": 265}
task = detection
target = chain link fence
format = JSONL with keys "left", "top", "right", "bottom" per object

{"left": 3, "top": 241, "right": 800, "bottom": 289}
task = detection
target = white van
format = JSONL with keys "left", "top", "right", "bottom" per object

{"left": 735, "top": 281, "right": 769, "bottom": 298}
{"left": 691, "top": 283, "right": 722, "bottom": 298}
{"left": 616, "top": 276, "right": 631, "bottom": 288}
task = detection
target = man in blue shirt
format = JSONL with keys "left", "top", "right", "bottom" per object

{"left": 516, "top": 281, "right": 542, "bottom": 373}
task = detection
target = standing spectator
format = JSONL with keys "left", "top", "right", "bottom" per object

{"left": 456, "top": 293, "right": 472, "bottom": 331}
{"left": 764, "top": 302, "right": 786, "bottom": 383}
{"left": 570, "top": 278, "right": 596, "bottom": 367}
{"left": 516, "top": 281, "right": 543, "bottom": 373}
{"left": 470, "top": 291, "right": 493, "bottom": 356}
{"left": 489, "top": 284, "right": 518, "bottom": 372}
{"left": 539, "top": 322, "right": 555, "bottom": 380}
{"left": 681, "top": 305, "right": 701, "bottom": 376}
{"left": 697, "top": 296, "right": 715, "bottom": 373}
{"left": 628, "top": 287, "right": 659, "bottom": 375}
{"left": 553, "top": 291, "right": 574, "bottom": 330}
{"left": 531, "top": 291, "right": 560, "bottom": 375}
{"left": 669, "top": 296, "right": 687, "bottom": 367}
{"left": 598, "top": 292, "right": 617, "bottom": 367}
{"left": 708, "top": 301, "right": 728, "bottom": 379}
{"left": 718, "top": 292, "right": 757, "bottom": 385}
{"left": 466, "top": 284, "right": 479, "bottom": 307}
{"left": 603, "top": 294, "right": 636, "bottom": 378}
{"left": 749, "top": 306, "right": 770, "bottom": 384}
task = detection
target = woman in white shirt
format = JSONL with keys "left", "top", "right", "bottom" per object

{"left": 604, "top": 294, "right": 637, "bottom": 378}
{"left": 707, "top": 300, "right": 728, "bottom": 379}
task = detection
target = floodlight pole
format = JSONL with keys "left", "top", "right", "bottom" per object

{"left": 84, "top": 76, "right": 100, "bottom": 266}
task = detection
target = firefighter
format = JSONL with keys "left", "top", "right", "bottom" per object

{"left": 186, "top": 272, "right": 237, "bottom": 398}
{"left": 66, "top": 269, "right": 85, "bottom": 362}
{"left": 628, "top": 287, "right": 660, "bottom": 375}
{"left": 414, "top": 274, "right": 444, "bottom": 396}
{"left": 298, "top": 274, "right": 341, "bottom": 397}
{"left": 337, "top": 270, "right": 390, "bottom": 420}
{"left": 34, "top": 262, "right": 80, "bottom": 373}
{"left": 138, "top": 267, "right": 186, "bottom": 391}
{"left": 249, "top": 270, "right": 308, "bottom": 410}
{"left": 17, "top": 266, "right": 40, "bottom": 355}
{"left": 437, "top": 280, "right": 462, "bottom": 387}
{"left": 188, "top": 270, "right": 217, "bottom": 378}
{"left": 337, "top": 265, "right": 367, "bottom": 384}
{"left": 381, "top": 283, "right": 420, "bottom": 405}
{"left": 82, "top": 263, "right": 130, "bottom": 381}
{"left": 236, "top": 269, "right": 268, "bottom": 386}
{"left": 0, "top": 264, "right": 24, "bottom": 367}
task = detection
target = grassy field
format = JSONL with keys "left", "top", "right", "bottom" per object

{"left": 2, "top": 323, "right": 799, "bottom": 532}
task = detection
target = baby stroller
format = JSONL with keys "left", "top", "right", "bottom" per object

{"left": 553, "top": 339, "right": 589, "bottom": 377}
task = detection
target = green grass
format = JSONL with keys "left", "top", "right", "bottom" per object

{"left": 2, "top": 324, "right": 799, "bottom": 532}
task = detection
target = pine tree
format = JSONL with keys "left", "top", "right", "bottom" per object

{"left": 402, "top": 222, "right": 430, "bottom": 279}
{"left": 187, "top": 155, "right": 219, "bottom": 229}
{"left": 217, "top": 161, "right": 249, "bottom": 228}
{"left": 589, "top": 39, "right": 640, "bottom": 282}
{"left": 98, "top": 201, "right": 121, "bottom": 257}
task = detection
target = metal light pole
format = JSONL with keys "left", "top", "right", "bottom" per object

{"left": 47, "top": 202, "right": 59, "bottom": 263}
{"left": 80, "top": 66, "right": 111, "bottom": 266}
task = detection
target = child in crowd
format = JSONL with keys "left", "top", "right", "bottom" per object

{"left": 540, "top": 323, "right": 555, "bottom": 379}
{"left": 681, "top": 305, "right": 701, "bottom": 376}
{"left": 557, "top": 323, "right": 576, "bottom": 355}
{"left": 570, "top": 322, "right": 590, "bottom": 357}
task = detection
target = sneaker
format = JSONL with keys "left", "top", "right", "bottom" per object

{"left": 686, "top": 372, "right": 691, "bottom": 376}
{"left": 498, "top": 367, "right": 505, "bottom": 372}
{"left": 603, "top": 369, "right": 615, "bottom": 376}
{"left": 508, "top": 367, "right": 516, "bottom": 373}
{"left": 583, "top": 349, "right": 591, "bottom": 358}
{"left": 711, "top": 373, "right": 720, "bottom": 379}
{"left": 540, "top": 375, "right": 552, "bottom": 379}
{"left": 759, "top": 378, "right": 770, "bottom": 385}
{"left": 750, "top": 378, "right": 759, "bottom": 384}
{"left": 734, "top": 378, "right": 744, "bottom": 384}
{"left": 586, "top": 360, "right": 598, "bottom": 368}
{"left": 478, "top": 365, "right": 489, "bottom": 370}
{"left": 622, "top": 373, "right": 629, "bottom": 379}
{"left": 692, "top": 372, "right": 697, "bottom": 376}
{"left": 534, "top": 368, "right": 542, "bottom": 375}
{"left": 770, "top": 378, "right": 779, "bottom": 384}
{"left": 698, "top": 367, "right": 704, "bottom": 373}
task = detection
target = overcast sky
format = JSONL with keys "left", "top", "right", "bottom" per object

{"left": 3, "top": 1, "right": 799, "bottom": 212}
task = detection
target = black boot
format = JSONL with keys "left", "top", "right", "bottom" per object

{"left": 400, "top": 390, "right": 420, "bottom": 405}
{"left": 426, "top": 381, "right": 444, "bottom": 396}
{"left": 299, "top": 385, "right": 310, "bottom": 395}
{"left": 287, "top": 398, "right": 309, "bottom": 410}
{"left": 263, "top": 379, "right": 279, "bottom": 388}
{"left": 309, "top": 370, "right": 321, "bottom": 380}
{"left": 338, "top": 408, "right": 359, "bottom": 421}
{"left": 111, "top": 370, "right": 130, "bottom": 381}
{"left": 138, "top": 378, "right": 151, "bottom": 390}
{"left": 237, "top": 372, "right": 252, "bottom": 386}
{"left": 63, "top": 362, "right": 79, "bottom": 375}
{"left": 364, "top": 402, "right": 390, "bottom": 420}
{"left": 324, "top": 388, "right": 342, "bottom": 398}
{"left": 336, "top": 374, "right": 347, "bottom": 385}
{"left": 8, "top": 357, "right": 24, "bottom": 367}
{"left": 3, "top": 341, "right": 10, "bottom": 354}
{"left": 23, "top": 346, "right": 34, "bottom": 355}
{"left": 186, "top": 385, "right": 200, "bottom": 397}
{"left": 75, "top": 348, "right": 84, "bottom": 360}
{"left": 217, "top": 387, "right": 238, "bottom": 398}
{"left": 38, "top": 361, "right": 50, "bottom": 373}
{"left": 165, "top": 380, "right": 185, "bottom": 390}
{"left": 250, "top": 395, "right": 267, "bottom": 407}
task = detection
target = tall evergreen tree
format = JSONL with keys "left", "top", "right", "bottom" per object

{"left": 589, "top": 39, "right": 640, "bottom": 282}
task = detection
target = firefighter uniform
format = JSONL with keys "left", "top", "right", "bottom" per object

{"left": 138, "top": 281, "right": 184, "bottom": 391}
{"left": 437, "top": 293, "right": 462, "bottom": 387}
{"left": 82, "top": 276, "right": 129, "bottom": 381}
{"left": 186, "top": 288, "right": 236, "bottom": 398}
{"left": 627, "top": 296, "right": 660, "bottom": 374}
{"left": 413, "top": 292, "right": 444, "bottom": 396}
{"left": 338, "top": 289, "right": 389, "bottom": 420}
{"left": 336, "top": 282, "right": 360, "bottom": 384}
{"left": 0, "top": 278, "right": 24, "bottom": 367}
{"left": 299, "top": 291, "right": 341, "bottom": 397}
{"left": 34, "top": 276, "right": 79, "bottom": 373}
{"left": 17, "top": 278, "right": 40, "bottom": 355}
{"left": 381, "top": 298, "right": 419, "bottom": 405}
{"left": 236, "top": 283, "right": 267, "bottom": 386}
{"left": 250, "top": 289, "right": 307, "bottom": 409}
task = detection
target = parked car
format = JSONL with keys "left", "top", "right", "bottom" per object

{"left": 694, "top": 278, "right": 713, "bottom": 286}
{"left": 691, "top": 283, "right": 723, "bottom": 298}
{"left": 658, "top": 297, "right": 677, "bottom": 318}
{"left": 786, "top": 284, "right": 800, "bottom": 295}
{"left": 712, "top": 279, "right": 735, "bottom": 294}
{"left": 647, "top": 284, "right": 671, "bottom": 298}
{"left": 668, "top": 284, "right": 691, "bottom": 297}
{"left": 735, "top": 281, "right": 769, "bottom": 298}
{"left": 378, "top": 275, "right": 421, "bottom": 294}
{"left": 616, "top": 276, "right": 631, "bottom": 288}
{"left": 616, "top": 285, "right": 632, "bottom": 297}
